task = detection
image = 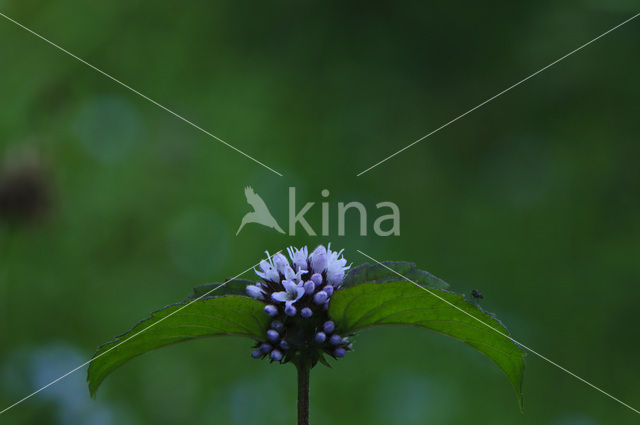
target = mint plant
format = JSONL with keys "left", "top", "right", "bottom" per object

{"left": 87, "top": 245, "right": 525, "bottom": 424}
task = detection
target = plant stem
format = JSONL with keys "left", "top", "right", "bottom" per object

{"left": 296, "top": 360, "right": 310, "bottom": 425}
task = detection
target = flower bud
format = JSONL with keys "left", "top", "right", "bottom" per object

{"left": 303, "top": 280, "right": 315, "bottom": 295}
{"left": 246, "top": 285, "right": 264, "bottom": 300}
{"left": 310, "top": 273, "right": 323, "bottom": 285}
{"left": 271, "top": 320, "right": 284, "bottom": 331}
{"left": 270, "top": 350, "right": 283, "bottom": 361}
{"left": 264, "top": 305, "right": 278, "bottom": 317}
{"left": 334, "top": 348, "right": 346, "bottom": 358}
{"left": 315, "top": 332, "right": 326, "bottom": 343}
{"left": 260, "top": 343, "right": 272, "bottom": 354}
{"left": 329, "top": 334, "right": 342, "bottom": 345}
{"left": 322, "top": 321, "right": 335, "bottom": 334}
{"left": 267, "top": 329, "right": 279, "bottom": 342}
{"left": 284, "top": 304, "right": 297, "bottom": 317}
{"left": 251, "top": 349, "right": 262, "bottom": 359}
{"left": 323, "top": 285, "right": 334, "bottom": 297}
{"left": 313, "top": 291, "right": 328, "bottom": 305}
{"left": 279, "top": 340, "right": 290, "bottom": 350}
{"left": 301, "top": 307, "right": 313, "bottom": 318}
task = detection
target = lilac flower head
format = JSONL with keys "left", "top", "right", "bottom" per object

{"left": 249, "top": 246, "right": 352, "bottom": 363}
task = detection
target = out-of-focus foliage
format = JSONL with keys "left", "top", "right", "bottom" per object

{"left": 1, "top": 0, "right": 639, "bottom": 424}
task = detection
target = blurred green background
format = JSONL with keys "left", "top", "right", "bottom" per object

{"left": 1, "top": 1, "right": 639, "bottom": 424}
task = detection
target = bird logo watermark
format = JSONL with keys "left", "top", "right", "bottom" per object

{"left": 237, "top": 187, "right": 400, "bottom": 237}
{"left": 236, "top": 186, "right": 285, "bottom": 235}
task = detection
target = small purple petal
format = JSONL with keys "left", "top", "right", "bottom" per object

{"left": 334, "top": 348, "right": 346, "bottom": 358}
{"left": 303, "top": 281, "right": 315, "bottom": 295}
{"left": 264, "top": 305, "right": 278, "bottom": 316}
{"left": 310, "top": 273, "right": 323, "bottom": 285}
{"left": 294, "top": 285, "right": 306, "bottom": 301}
{"left": 329, "top": 334, "right": 342, "bottom": 345}
{"left": 285, "top": 304, "right": 297, "bottom": 317}
{"left": 251, "top": 349, "right": 262, "bottom": 359}
{"left": 271, "top": 320, "right": 284, "bottom": 331}
{"left": 323, "top": 301, "right": 329, "bottom": 311}
{"left": 271, "top": 291, "right": 289, "bottom": 303}
{"left": 272, "top": 253, "right": 290, "bottom": 274}
{"left": 301, "top": 307, "right": 313, "bottom": 318}
{"left": 326, "top": 270, "right": 345, "bottom": 286}
{"left": 267, "top": 329, "right": 279, "bottom": 342}
{"left": 287, "top": 246, "right": 309, "bottom": 271}
{"left": 270, "top": 350, "right": 283, "bottom": 361}
{"left": 279, "top": 340, "right": 290, "bottom": 350}
{"left": 324, "top": 285, "right": 334, "bottom": 297}
{"left": 315, "top": 332, "right": 326, "bottom": 343}
{"left": 258, "top": 259, "right": 280, "bottom": 283}
{"left": 285, "top": 266, "right": 307, "bottom": 282}
{"left": 313, "top": 291, "right": 328, "bottom": 305}
{"left": 322, "top": 321, "right": 335, "bottom": 334}
{"left": 310, "top": 245, "right": 327, "bottom": 273}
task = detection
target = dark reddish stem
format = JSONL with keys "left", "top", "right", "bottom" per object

{"left": 296, "top": 360, "right": 310, "bottom": 425}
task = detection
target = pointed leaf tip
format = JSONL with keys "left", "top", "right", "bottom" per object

{"left": 87, "top": 295, "right": 268, "bottom": 396}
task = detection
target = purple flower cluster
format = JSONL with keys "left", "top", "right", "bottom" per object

{"left": 247, "top": 245, "right": 352, "bottom": 363}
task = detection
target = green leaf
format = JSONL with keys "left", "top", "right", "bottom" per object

{"left": 342, "top": 261, "right": 449, "bottom": 290}
{"left": 87, "top": 295, "right": 268, "bottom": 397}
{"left": 186, "top": 279, "right": 256, "bottom": 300}
{"left": 330, "top": 281, "right": 525, "bottom": 408}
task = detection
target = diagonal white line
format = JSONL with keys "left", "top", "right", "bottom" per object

{"left": 356, "top": 12, "right": 640, "bottom": 177}
{"left": 0, "top": 252, "right": 280, "bottom": 415}
{"left": 0, "top": 11, "right": 283, "bottom": 177}
{"left": 356, "top": 249, "right": 640, "bottom": 415}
